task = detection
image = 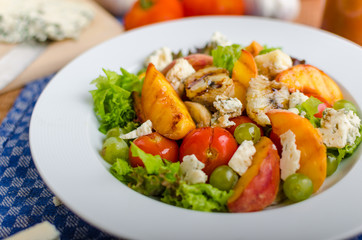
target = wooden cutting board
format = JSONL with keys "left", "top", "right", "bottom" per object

{"left": 0, "top": 0, "right": 124, "bottom": 94}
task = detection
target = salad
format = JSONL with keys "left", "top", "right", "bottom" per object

{"left": 90, "top": 32, "right": 362, "bottom": 213}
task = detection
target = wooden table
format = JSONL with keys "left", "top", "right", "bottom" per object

{"left": 0, "top": 0, "right": 324, "bottom": 124}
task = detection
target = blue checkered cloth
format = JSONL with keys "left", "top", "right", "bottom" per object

{"left": 0, "top": 76, "right": 118, "bottom": 239}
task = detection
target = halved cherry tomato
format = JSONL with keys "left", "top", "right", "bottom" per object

{"left": 129, "top": 132, "right": 179, "bottom": 167}
{"left": 226, "top": 116, "right": 264, "bottom": 136}
{"left": 179, "top": 127, "right": 238, "bottom": 176}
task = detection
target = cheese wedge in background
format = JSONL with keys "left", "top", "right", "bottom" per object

{"left": 5, "top": 221, "right": 60, "bottom": 240}
{"left": 0, "top": 0, "right": 124, "bottom": 94}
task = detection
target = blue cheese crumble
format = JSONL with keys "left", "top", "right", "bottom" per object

{"left": 0, "top": 0, "right": 94, "bottom": 43}
{"left": 211, "top": 95, "right": 243, "bottom": 128}
{"left": 165, "top": 58, "right": 195, "bottom": 96}
{"left": 254, "top": 49, "right": 293, "bottom": 79}
{"left": 144, "top": 46, "right": 173, "bottom": 71}
{"left": 180, "top": 154, "right": 207, "bottom": 184}
{"left": 280, "top": 130, "right": 300, "bottom": 180}
{"left": 318, "top": 108, "right": 361, "bottom": 148}
{"left": 210, "top": 31, "right": 232, "bottom": 47}
{"left": 228, "top": 140, "right": 256, "bottom": 176}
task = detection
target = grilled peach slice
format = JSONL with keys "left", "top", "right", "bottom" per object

{"left": 275, "top": 64, "right": 343, "bottom": 105}
{"left": 162, "top": 53, "right": 213, "bottom": 75}
{"left": 267, "top": 110, "right": 326, "bottom": 192}
{"left": 232, "top": 81, "right": 247, "bottom": 111}
{"left": 141, "top": 63, "right": 196, "bottom": 140}
{"left": 228, "top": 137, "right": 280, "bottom": 212}
{"left": 232, "top": 49, "right": 258, "bottom": 89}
{"left": 245, "top": 41, "right": 263, "bottom": 57}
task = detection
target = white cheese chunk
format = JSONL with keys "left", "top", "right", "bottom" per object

{"left": 254, "top": 49, "right": 293, "bottom": 79}
{"left": 228, "top": 140, "right": 256, "bottom": 176}
{"left": 211, "top": 114, "right": 236, "bottom": 128}
{"left": 213, "top": 95, "right": 243, "bottom": 116}
{"left": 280, "top": 130, "right": 301, "bottom": 180}
{"left": 144, "top": 47, "right": 173, "bottom": 71}
{"left": 210, "top": 31, "right": 232, "bottom": 47}
{"left": 180, "top": 154, "right": 207, "bottom": 184}
{"left": 5, "top": 221, "right": 60, "bottom": 240}
{"left": 211, "top": 95, "right": 243, "bottom": 128}
{"left": 120, "top": 120, "right": 153, "bottom": 139}
{"left": 0, "top": 0, "right": 94, "bottom": 43}
{"left": 318, "top": 108, "right": 361, "bottom": 148}
{"left": 287, "top": 107, "right": 300, "bottom": 115}
{"left": 289, "top": 90, "right": 309, "bottom": 108}
{"left": 166, "top": 58, "right": 195, "bottom": 95}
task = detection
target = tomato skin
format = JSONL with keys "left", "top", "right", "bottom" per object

{"left": 179, "top": 127, "right": 238, "bottom": 176}
{"left": 226, "top": 116, "right": 264, "bottom": 136}
{"left": 182, "top": 0, "right": 244, "bottom": 16}
{"left": 124, "top": 0, "right": 184, "bottom": 30}
{"left": 129, "top": 132, "right": 179, "bottom": 167}
{"left": 315, "top": 103, "right": 329, "bottom": 118}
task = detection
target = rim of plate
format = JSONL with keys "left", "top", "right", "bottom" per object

{"left": 29, "top": 16, "right": 362, "bottom": 240}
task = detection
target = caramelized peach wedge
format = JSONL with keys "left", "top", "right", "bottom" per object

{"left": 228, "top": 137, "right": 280, "bottom": 212}
{"left": 275, "top": 64, "right": 343, "bottom": 106}
{"left": 141, "top": 63, "right": 195, "bottom": 140}
{"left": 267, "top": 110, "right": 327, "bottom": 193}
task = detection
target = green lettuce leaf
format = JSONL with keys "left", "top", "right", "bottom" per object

{"left": 110, "top": 158, "right": 133, "bottom": 183}
{"left": 110, "top": 145, "right": 232, "bottom": 212}
{"left": 296, "top": 96, "right": 323, "bottom": 127}
{"left": 110, "top": 144, "right": 180, "bottom": 196}
{"left": 211, "top": 44, "right": 243, "bottom": 75}
{"left": 90, "top": 68, "right": 142, "bottom": 133}
{"left": 259, "top": 45, "right": 282, "bottom": 55}
{"left": 161, "top": 182, "right": 233, "bottom": 212}
{"left": 130, "top": 142, "right": 164, "bottom": 175}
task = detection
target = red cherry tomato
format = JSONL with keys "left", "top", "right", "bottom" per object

{"left": 179, "top": 127, "right": 238, "bottom": 176}
{"left": 226, "top": 116, "right": 264, "bottom": 136}
{"left": 129, "top": 132, "right": 179, "bottom": 167}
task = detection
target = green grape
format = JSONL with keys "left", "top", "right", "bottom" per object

{"left": 106, "top": 127, "right": 122, "bottom": 138}
{"left": 283, "top": 173, "right": 313, "bottom": 202}
{"left": 234, "top": 123, "right": 261, "bottom": 144}
{"left": 333, "top": 99, "right": 358, "bottom": 114}
{"left": 101, "top": 137, "right": 129, "bottom": 164}
{"left": 326, "top": 153, "right": 339, "bottom": 177}
{"left": 209, "top": 165, "right": 239, "bottom": 191}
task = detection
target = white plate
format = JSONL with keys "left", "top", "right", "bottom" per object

{"left": 30, "top": 16, "right": 362, "bottom": 240}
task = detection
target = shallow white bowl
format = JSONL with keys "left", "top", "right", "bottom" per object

{"left": 30, "top": 16, "right": 362, "bottom": 240}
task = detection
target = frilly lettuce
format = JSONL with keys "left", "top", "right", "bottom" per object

{"left": 90, "top": 68, "right": 143, "bottom": 133}
{"left": 161, "top": 182, "right": 233, "bottom": 212}
{"left": 212, "top": 44, "right": 243, "bottom": 75}
{"left": 110, "top": 143, "right": 233, "bottom": 212}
